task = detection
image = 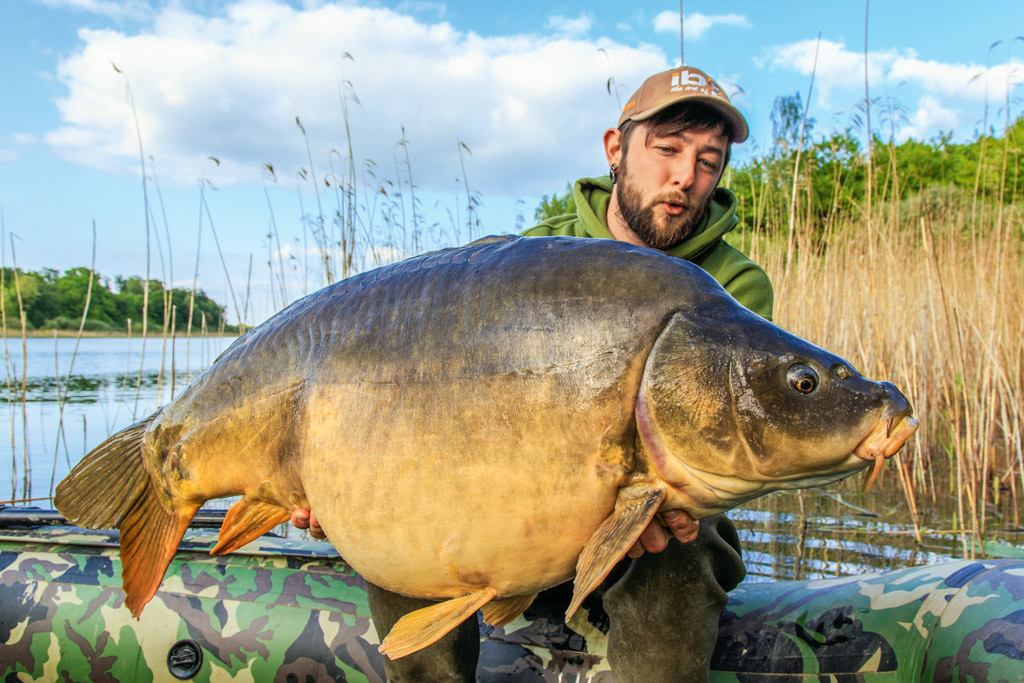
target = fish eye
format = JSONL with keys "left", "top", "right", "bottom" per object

{"left": 787, "top": 364, "right": 818, "bottom": 394}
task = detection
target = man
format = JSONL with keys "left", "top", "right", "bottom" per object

{"left": 292, "top": 66, "right": 772, "bottom": 681}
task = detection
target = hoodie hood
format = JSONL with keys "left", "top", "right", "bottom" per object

{"left": 571, "top": 176, "right": 740, "bottom": 261}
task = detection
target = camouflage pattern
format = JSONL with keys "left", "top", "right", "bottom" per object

{"left": 710, "top": 559, "right": 1024, "bottom": 682}
{"left": 2, "top": 517, "right": 1023, "bottom": 681}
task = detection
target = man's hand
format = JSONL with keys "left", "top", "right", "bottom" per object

{"left": 290, "top": 508, "right": 326, "bottom": 540}
{"left": 626, "top": 510, "right": 698, "bottom": 559}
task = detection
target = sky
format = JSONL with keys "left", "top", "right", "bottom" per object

{"left": 2, "top": 0, "right": 1022, "bottom": 324}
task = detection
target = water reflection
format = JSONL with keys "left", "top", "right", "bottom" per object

{"left": 11, "top": 372, "right": 194, "bottom": 404}
{"left": 1, "top": 335, "right": 237, "bottom": 501}
{"left": 732, "top": 487, "right": 1023, "bottom": 583}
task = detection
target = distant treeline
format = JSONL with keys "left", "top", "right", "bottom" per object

{"left": 0, "top": 268, "right": 231, "bottom": 333}
{"left": 727, "top": 101, "right": 1024, "bottom": 234}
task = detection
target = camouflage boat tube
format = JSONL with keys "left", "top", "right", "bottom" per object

{"left": 1, "top": 509, "right": 1022, "bottom": 681}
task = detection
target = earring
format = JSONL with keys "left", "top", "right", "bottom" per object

{"left": 609, "top": 163, "right": 619, "bottom": 185}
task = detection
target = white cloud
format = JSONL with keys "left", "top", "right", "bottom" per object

{"left": 757, "top": 39, "right": 900, "bottom": 109}
{"left": 44, "top": 1, "right": 668, "bottom": 196}
{"left": 653, "top": 11, "right": 749, "bottom": 40}
{"left": 0, "top": 150, "right": 18, "bottom": 163}
{"left": 12, "top": 133, "right": 38, "bottom": 144}
{"left": 889, "top": 57, "right": 1024, "bottom": 102}
{"left": 760, "top": 38, "right": 1023, "bottom": 110}
{"left": 898, "top": 95, "right": 964, "bottom": 141}
{"left": 545, "top": 13, "right": 592, "bottom": 38}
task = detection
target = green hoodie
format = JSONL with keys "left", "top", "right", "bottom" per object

{"left": 522, "top": 176, "right": 774, "bottom": 321}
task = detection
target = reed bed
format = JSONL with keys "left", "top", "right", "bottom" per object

{"left": 733, "top": 172, "right": 1022, "bottom": 555}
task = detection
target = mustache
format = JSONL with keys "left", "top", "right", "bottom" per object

{"left": 651, "top": 193, "right": 690, "bottom": 208}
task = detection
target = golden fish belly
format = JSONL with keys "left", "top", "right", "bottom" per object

{"left": 298, "top": 379, "right": 629, "bottom": 599}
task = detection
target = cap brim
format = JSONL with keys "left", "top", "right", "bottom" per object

{"left": 622, "top": 95, "right": 749, "bottom": 144}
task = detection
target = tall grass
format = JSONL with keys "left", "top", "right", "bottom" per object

{"left": 730, "top": 143, "right": 1022, "bottom": 555}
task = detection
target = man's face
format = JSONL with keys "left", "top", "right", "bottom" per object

{"left": 612, "top": 122, "right": 728, "bottom": 250}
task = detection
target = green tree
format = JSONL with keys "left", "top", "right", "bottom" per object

{"left": 533, "top": 183, "right": 576, "bottom": 222}
{"left": 1, "top": 267, "right": 230, "bottom": 333}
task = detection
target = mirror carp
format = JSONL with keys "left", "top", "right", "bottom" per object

{"left": 55, "top": 235, "right": 918, "bottom": 659}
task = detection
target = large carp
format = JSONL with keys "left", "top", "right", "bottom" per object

{"left": 55, "top": 235, "right": 917, "bottom": 659}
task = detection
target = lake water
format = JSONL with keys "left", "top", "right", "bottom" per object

{"left": 2, "top": 336, "right": 1021, "bottom": 583}
{"left": 0, "top": 334, "right": 237, "bottom": 503}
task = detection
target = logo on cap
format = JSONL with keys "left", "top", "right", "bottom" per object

{"left": 670, "top": 70, "right": 723, "bottom": 97}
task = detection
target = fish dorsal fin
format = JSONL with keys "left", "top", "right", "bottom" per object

{"left": 566, "top": 484, "right": 665, "bottom": 621}
{"left": 379, "top": 587, "right": 497, "bottom": 660}
{"left": 480, "top": 593, "right": 537, "bottom": 627}
{"left": 211, "top": 494, "right": 292, "bottom": 555}
{"left": 463, "top": 234, "right": 517, "bottom": 247}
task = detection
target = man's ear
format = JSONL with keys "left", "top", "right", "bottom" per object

{"left": 603, "top": 128, "right": 623, "bottom": 166}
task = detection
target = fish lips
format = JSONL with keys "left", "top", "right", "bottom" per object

{"left": 853, "top": 411, "right": 920, "bottom": 491}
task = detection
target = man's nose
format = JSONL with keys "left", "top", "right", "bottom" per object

{"left": 670, "top": 154, "right": 696, "bottom": 190}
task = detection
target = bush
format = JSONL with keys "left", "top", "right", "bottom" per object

{"left": 42, "top": 316, "right": 120, "bottom": 333}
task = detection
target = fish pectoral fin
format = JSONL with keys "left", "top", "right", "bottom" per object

{"left": 379, "top": 587, "right": 498, "bottom": 660}
{"left": 566, "top": 484, "right": 666, "bottom": 622}
{"left": 480, "top": 593, "right": 537, "bottom": 627}
{"left": 211, "top": 496, "right": 292, "bottom": 555}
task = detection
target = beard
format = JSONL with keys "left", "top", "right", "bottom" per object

{"left": 614, "top": 168, "right": 711, "bottom": 251}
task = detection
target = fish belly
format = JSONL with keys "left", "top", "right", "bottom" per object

{"left": 299, "top": 379, "right": 624, "bottom": 600}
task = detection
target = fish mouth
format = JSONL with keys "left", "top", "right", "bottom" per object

{"left": 853, "top": 413, "right": 919, "bottom": 491}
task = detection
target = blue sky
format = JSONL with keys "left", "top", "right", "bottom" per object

{"left": 2, "top": 0, "right": 1022, "bottom": 323}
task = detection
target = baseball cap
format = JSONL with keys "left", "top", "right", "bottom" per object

{"left": 617, "top": 67, "right": 749, "bottom": 143}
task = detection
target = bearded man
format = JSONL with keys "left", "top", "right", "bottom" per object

{"left": 525, "top": 66, "right": 771, "bottom": 320}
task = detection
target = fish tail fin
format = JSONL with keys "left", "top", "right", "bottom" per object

{"left": 54, "top": 412, "right": 199, "bottom": 618}
{"left": 55, "top": 414, "right": 156, "bottom": 529}
{"left": 211, "top": 496, "right": 292, "bottom": 555}
{"left": 379, "top": 587, "right": 497, "bottom": 659}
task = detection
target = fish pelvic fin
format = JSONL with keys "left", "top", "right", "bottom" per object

{"left": 54, "top": 411, "right": 200, "bottom": 618}
{"left": 211, "top": 496, "right": 292, "bottom": 555}
{"left": 480, "top": 593, "right": 537, "bottom": 627}
{"left": 378, "top": 587, "right": 498, "bottom": 660}
{"left": 566, "top": 484, "right": 665, "bottom": 622}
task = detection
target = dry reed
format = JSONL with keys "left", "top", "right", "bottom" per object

{"left": 741, "top": 170, "right": 1023, "bottom": 554}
